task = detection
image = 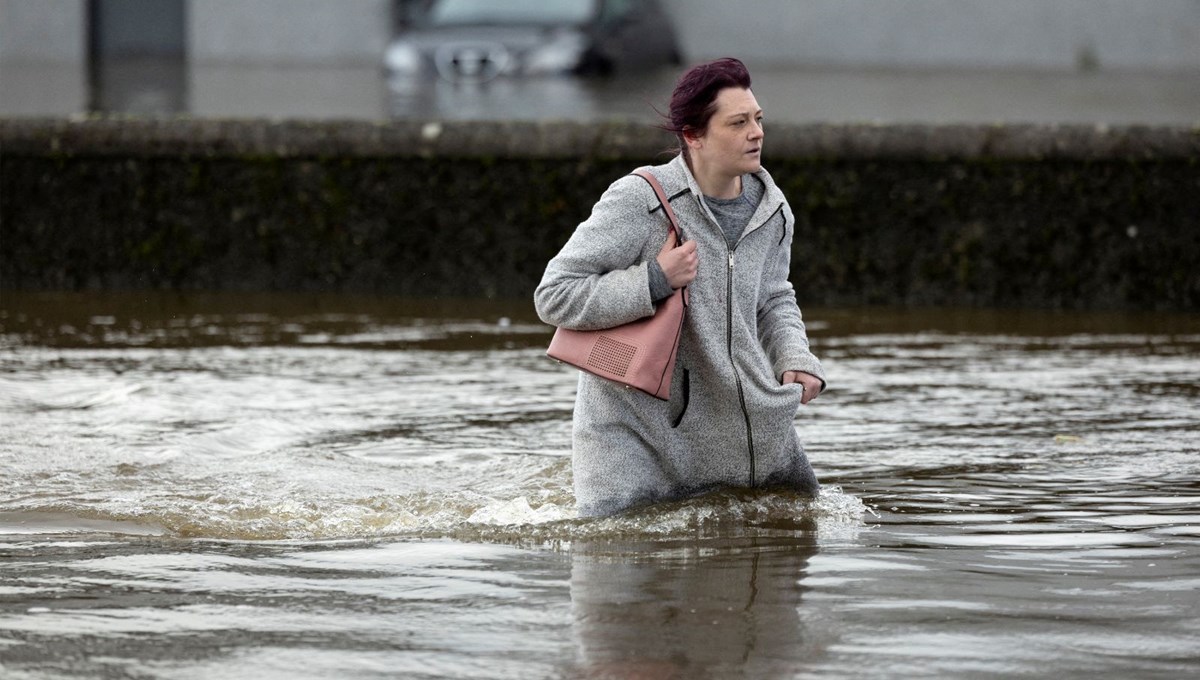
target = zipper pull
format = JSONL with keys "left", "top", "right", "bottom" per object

{"left": 728, "top": 252, "right": 735, "bottom": 270}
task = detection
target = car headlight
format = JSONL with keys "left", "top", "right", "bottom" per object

{"left": 523, "top": 31, "right": 587, "bottom": 74}
{"left": 385, "top": 41, "right": 422, "bottom": 73}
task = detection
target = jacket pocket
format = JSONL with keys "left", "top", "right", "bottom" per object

{"left": 670, "top": 368, "right": 690, "bottom": 428}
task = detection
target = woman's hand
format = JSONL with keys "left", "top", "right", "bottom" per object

{"left": 656, "top": 230, "right": 698, "bottom": 289}
{"left": 782, "top": 370, "right": 822, "bottom": 405}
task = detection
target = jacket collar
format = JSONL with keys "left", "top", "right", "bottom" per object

{"left": 657, "top": 154, "right": 787, "bottom": 238}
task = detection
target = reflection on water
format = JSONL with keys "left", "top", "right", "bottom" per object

{"left": 386, "top": 69, "right": 678, "bottom": 122}
{"left": 1, "top": 292, "right": 1198, "bottom": 678}
{"left": 0, "top": 536, "right": 828, "bottom": 679}
{"left": 571, "top": 535, "right": 822, "bottom": 679}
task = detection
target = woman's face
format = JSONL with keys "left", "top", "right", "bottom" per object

{"left": 689, "top": 87, "right": 764, "bottom": 178}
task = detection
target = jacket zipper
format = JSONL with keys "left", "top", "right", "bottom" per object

{"left": 727, "top": 248, "right": 756, "bottom": 487}
{"left": 700, "top": 192, "right": 783, "bottom": 489}
{"left": 731, "top": 203, "right": 784, "bottom": 486}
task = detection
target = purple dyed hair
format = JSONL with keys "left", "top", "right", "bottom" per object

{"left": 661, "top": 58, "right": 753, "bottom": 154}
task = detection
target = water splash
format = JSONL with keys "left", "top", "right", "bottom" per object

{"left": 0, "top": 486, "right": 866, "bottom": 544}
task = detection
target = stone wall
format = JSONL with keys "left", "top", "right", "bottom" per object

{"left": 2, "top": 118, "right": 1197, "bottom": 310}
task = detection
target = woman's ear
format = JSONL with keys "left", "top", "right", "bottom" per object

{"left": 683, "top": 127, "right": 703, "bottom": 151}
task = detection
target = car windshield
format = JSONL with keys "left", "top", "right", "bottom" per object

{"left": 426, "top": 0, "right": 596, "bottom": 27}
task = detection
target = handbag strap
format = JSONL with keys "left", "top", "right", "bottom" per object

{"left": 630, "top": 169, "right": 682, "bottom": 244}
{"left": 630, "top": 168, "right": 689, "bottom": 305}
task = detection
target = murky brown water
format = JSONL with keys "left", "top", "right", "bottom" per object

{"left": 2, "top": 292, "right": 1198, "bottom": 678}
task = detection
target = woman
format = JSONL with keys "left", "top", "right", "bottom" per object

{"left": 535, "top": 58, "right": 827, "bottom": 518}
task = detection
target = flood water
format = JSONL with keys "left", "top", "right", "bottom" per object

{"left": 6, "top": 61, "right": 1200, "bottom": 126}
{"left": 1, "top": 292, "right": 1198, "bottom": 679}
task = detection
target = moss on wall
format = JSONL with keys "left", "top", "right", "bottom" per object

{"left": 777, "top": 157, "right": 1199, "bottom": 309}
{"left": 2, "top": 119, "right": 1197, "bottom": 310}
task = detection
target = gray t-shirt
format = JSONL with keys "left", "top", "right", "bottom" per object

{"left": 649, "top": 174, "right": 765, "bottom": 301}
{"left": 704, "top": 173, "right": 765, "bottom": 248}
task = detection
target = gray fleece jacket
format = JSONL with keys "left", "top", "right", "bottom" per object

{"left": 535, "top": 154, "right": 826, "bottom": 518}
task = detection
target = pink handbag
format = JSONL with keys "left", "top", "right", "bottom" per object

{"left": 546, "top": 169, "right": 688, "bottom": 400}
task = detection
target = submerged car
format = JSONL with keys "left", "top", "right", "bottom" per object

{"left": 385, "top": 0, "right": 681, "bottom": 82}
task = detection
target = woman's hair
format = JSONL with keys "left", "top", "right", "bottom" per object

{"left": 661, "top": 57, "right": 753, "bottom": 153}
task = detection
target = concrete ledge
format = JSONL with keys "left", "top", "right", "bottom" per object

{"left": 3, "top": 117, "right": 1198, "bottom": 161}
{"left": 0, "top": 118, "right": 674, "bottom": 160}
{"left": 2, "top": 118, "right": 1198, "bottom": 310}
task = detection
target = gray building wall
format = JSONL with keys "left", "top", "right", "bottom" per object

{"left": 0, "top": 0, "right": 391, "bottom": 65}
{"left": 188, "top": 0, "right": 390, "bottom": 65}
{"left": 4, "top": 0, "right": 1200, "bottom": 70}
{"left": 660, "top": 0, "right": 1200, "bottom": 72}
{"left": 0, "top": 0, "right": 87, "bottom": 115}
{"left": 185, "top": 0, "right": 391, "bottom": 118}
{"left": 0, "top": 0, "right": 85, "bottom": 63}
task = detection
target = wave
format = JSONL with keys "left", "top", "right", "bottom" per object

{"left": 0, "top": 377, "right": 147, "bottom": 412}
{"left": 0, "top": 486, "right": 868, "bottom": 544}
